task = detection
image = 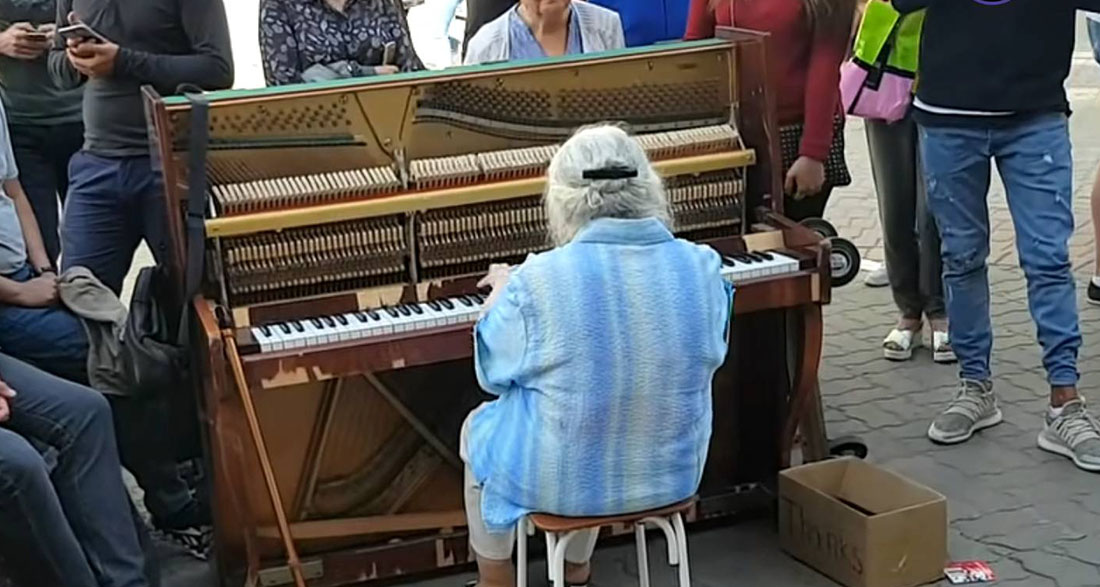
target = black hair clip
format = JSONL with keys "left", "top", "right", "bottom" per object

{"left": 582, "top": 165, "right": 638, "bottom": 180}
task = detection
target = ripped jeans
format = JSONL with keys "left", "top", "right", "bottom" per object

{"left": 919, "top": 113, "right": 1080, "bottom": 387}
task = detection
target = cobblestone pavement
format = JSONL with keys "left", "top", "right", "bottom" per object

{"left": 152, "top": 18, "right": 1100, "bottom": 587}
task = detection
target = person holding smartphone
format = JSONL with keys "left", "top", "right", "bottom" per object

{"left": 0, "top": 1, "right": 84, "bottom": 266}
{"left": 47, "top": 0, "right": 234, "bottom": 560}
{"left": 259, "top": 0, "right": 423, "bottom": 87}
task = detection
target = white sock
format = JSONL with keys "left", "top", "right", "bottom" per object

{"left": 1091, "top": 275, "right": 1100, "bottom": 288}
{"left": 1049, "top": 404, "right": 1065, "bottom": 419}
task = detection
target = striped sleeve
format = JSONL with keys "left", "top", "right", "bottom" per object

{"left": 473, "top": 277, "right": 528, "bottom": 395}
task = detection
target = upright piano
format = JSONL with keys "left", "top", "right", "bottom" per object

{"left": 145, "top": 32, "right": 835, "bottom": 587}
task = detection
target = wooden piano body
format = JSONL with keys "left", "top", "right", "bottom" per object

{"left": 145, "top": 32, "right": 832, "bottom": 587}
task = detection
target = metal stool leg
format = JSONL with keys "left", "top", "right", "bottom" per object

{"left": 635, "top": 522, "right": 651, "bottom": 587}
{"left": 645, "top": 516, "right": 679, "bottom": 566}
{"left": 517, "top": 518, "right": 529, "bottom": 587}
{"left": 672, "top": 513, "right": 691, "bottom": 587}
{"left": 551, "top": 531, "right": 582, "bottom": 587}
{"left": 545, "top": 532, "right": 558, "bottom": 583}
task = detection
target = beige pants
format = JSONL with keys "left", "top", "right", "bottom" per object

{"left": 461, "top": 405, "right": 600, "bottom": 562}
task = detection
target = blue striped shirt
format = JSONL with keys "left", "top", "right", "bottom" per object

{"left": 466, "top": 217, "right": 733, "bottom": 531}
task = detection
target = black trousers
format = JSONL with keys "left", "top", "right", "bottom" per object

{"left": 9, "top": 122, "right": 84, "bottom": 264}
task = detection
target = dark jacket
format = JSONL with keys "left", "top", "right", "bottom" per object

{"left": 894, "top": 0, "right": 1100, "bottom": 126}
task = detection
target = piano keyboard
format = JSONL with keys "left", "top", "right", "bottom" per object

{"left": 247, "top": 250, "right": 801, "bottom": 354}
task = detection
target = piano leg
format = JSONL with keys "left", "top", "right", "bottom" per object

{"left": 782, "top": 304, "right": 827, "bottom": 466}
{"left": 225, "top": 334, "right": 308, "bottom": 587}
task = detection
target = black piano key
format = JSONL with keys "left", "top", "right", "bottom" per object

{"left": 367, "top": 310, "right": 381, "bottom": 320}
{"left": 440, "top": 298, "right": 454, "bottom": 310}
{"left": 278, "top": 323, "right": 291, "bottom": 335}
{"left": 354, "top": 312, "right": 369, "bottom": 323}
{"left": 458, "top": 296, "right": 473, "bottom": 307}
{"left": 311, "top": 318, "right": 324, "bottom": 329}
{"left": 292, "top": 321, "right": 305, "bottom": 333}
{"left": 759, "top": 251, "right": 774, "bottom": 260}
{"left": 322, "top": 316, "right": 336, "bottom": 328}
{"left": 397, "top": 305, "right": 412, "bottom": 316}
{"left": 428, "top": 300, "right": 442, "bottom": 311}
{"left": 472, "top": 293, "right": 486, "bottom": 303}
{"left": 385, "top": 307, "right": 400, "bottom": 318}
{"left": 409, "top": 304, "right": 424, "bottom": 315}
{"left": 335, "top": 314, "right": 349, "bottom": 326}
{"left": 260, "top": 325, "right": 272, "bottom": 337}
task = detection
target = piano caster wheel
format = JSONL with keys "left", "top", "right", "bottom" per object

{"left": 800, "top": 217, "right": 838, "bottom": 239}
{"left": 828, "top": 237, "right": 861, "bottom": 288}
{"left": 829, "top": 436, "right": 868, "bottom": 459}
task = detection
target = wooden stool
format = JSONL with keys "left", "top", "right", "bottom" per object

{"left": 517, "top": 498, "right": 695, "bottom": 587}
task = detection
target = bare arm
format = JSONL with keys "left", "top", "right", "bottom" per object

{"left": 5, "top": 179, "right": 50, "bottom": 271}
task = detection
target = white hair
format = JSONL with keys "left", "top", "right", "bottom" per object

{"left": 544, "top": 124, "right": 670, "bottom": 246}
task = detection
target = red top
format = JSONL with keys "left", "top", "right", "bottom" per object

{"left": 684, "top": 0, "right": 846, "bottom": 162}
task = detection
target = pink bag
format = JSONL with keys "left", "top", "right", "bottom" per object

{"left": 839, "top": 61, "right": 915, "bottom": 123}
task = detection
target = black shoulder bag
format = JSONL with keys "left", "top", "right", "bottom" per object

{"left": 121, "top": 93, "right": 210, "bottom": 468}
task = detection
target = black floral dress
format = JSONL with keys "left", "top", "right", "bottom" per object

{"left": 259, "top": 0, "right": 423, "bottom": 86}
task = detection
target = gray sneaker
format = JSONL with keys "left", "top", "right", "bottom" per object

{"left": 927, "top": 380, "right": 1003, "bottom": 444}
{"left": 1037, "top": 400, "right": 1100, "bottom": 472}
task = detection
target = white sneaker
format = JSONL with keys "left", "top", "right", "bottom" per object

{"left": 1038, "top": 400, "right": 1100, "bottom": 472}
{"left": 864, "top": 265, "right": 889, "bottom": 287}
{"left": 928, "top": 380, "right": 1003, "bottom": 444}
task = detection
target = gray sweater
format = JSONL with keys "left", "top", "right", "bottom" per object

{"left": 48, "top": 0, "right": 234, "bottom": 157}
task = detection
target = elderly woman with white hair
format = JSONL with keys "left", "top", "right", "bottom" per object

{"left": 463, "top": 0, "right": 625, "bottom": 65}
{"left": 461, "top": 124, "right": 733, "bottom": 587}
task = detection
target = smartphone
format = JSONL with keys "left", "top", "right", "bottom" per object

{"left": 57, "top": 23, "right": 108, "bottom": 44}
{"left": 382, "top": 41, "right": 397, "bottom": 66}
{"left": 25, "top": 31, "right": 49, "bottom": 43}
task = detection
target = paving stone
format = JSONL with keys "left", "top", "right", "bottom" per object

{"left": 1014, "top": 550, "right": 1100, "bottom": 587}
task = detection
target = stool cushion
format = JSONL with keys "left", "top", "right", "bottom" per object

{"left": 529, "top": 498, "right": 695, "bottom": 533}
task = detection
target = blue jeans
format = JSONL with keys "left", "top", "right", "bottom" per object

{"left": 0, "top": 263, "right": 88, "bottom": 383}
{"left": 60, "top": 151, "right": 197, "bottom": 528}
{"left": 61, "top": 152, "right": 169, "bottom": 294}
{"left": 0, "top": 353, "right": 149, "bottom": 587}
{"left": 919, "top": 113, "right": 1079, "bottom": 387}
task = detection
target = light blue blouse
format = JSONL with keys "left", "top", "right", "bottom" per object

{"left": 465, "top": 217, "right": 734, "bottom": 531}
{"left": 506, "top": 5, "right": 584, "bottom": 61}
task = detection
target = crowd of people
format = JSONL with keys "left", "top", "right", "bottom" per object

{"left": 0, "top": 0, "right": 1099, "bottom": 586}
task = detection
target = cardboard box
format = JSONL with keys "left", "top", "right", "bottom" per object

{"left": 778, "top": 458, "right": 947, "bottom": 587}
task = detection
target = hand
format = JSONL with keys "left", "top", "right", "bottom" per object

{"left": 0, "top": 22, "right": 51, "bottom": 60}
{"left": 67, "top": 40, "right": 118, "bottom": 78}
{"left": 372, "top": 65, "right": 399, "bottom": 75}
{"left": 0, "top": 378, "right": 15, "bottom": 423}
{"left": 477, "top": 264, "right": 512, "bottom": 292}
{"left": 15, "top": 275, "right": 59, "bottom": 307}
{"left": 784, "top": 156, "right": 826, "bottom": 200}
